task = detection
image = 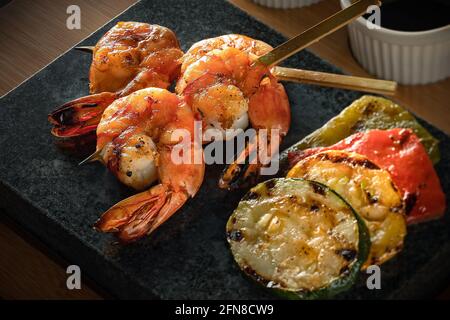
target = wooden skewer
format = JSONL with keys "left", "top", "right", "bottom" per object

{"left": 257, "top": 0, "right": 380, "bottom": 67}
{"left": 74, "top": 46, "right": 396, "bottom": 96}
{"left": 78, "top": 148, "right": 103, "bottom": 166}
{"left": 74, "top": 0, "right": 395, "bottom": 97}
{"left": 273, "top": 66, "right": 397, "bottom": 96}
{"left": 74, "top": 46, "right": 94, "bottom": 53}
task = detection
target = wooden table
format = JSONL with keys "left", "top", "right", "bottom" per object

{"left": 0, "top": 0, "right": 448, "bottom": 299}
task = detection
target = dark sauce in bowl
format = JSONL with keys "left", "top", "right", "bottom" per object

{"left": 364, "top": 0, "right": 450, "bottom": 32}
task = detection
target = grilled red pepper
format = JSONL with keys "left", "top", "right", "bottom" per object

{"left": 288, "top": 128, "right": 446, "bottom": 224}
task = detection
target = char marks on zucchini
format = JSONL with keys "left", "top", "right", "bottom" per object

{"left": 226, "top": 178, "right": 370, "bottom": 299}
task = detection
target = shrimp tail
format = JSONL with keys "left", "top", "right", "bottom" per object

{"left": 95, "top": 184, "right": 189, "bottom": 243}
{"left": 219, "top": 162, "right": 259, "bottom": 190}
{"left": 219, "top": 79, "right": 290, "bottom": 189}
{"left": 219, "top": 77, "right": 291, "bottom": 189}
{"left": 219, "top": 138, "right": 259, "bottom": 190}
{"left": 48, "top": 92, "right": 117, "bottom": 138}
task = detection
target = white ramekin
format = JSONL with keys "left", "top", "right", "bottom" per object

{"left": 340, "top": 0, "right": 450, "bottom": 85}
{"left": 252, "top": 0, "right": 322, "bottom": 9}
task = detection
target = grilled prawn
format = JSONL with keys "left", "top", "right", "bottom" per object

{"left": 176, "top": 35, "right": 291, "bottom": 189}
{"left": 93, "top": 88, "right": 204, "bottom": 242}
{"left": 49, "top": 22, "right": 183, "bottom": 137}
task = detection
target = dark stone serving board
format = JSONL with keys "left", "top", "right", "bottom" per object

{"left": 0, "top": 0, "right": 448, "bottom": 299}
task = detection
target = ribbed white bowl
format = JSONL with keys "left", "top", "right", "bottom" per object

{"left": 341, "top": 0, "right": 450, "bottom": 85}
{"left": 252, "top": 0, "right": 322, "bottom": 9}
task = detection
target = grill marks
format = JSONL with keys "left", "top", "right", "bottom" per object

{"left": 404, "top": 192, "right": 418, "bottom": 215}
{"left": 227, "top": 229, "right": 243, "bottom": 242}
{"left": 310, "top": 181, "right": 326, "bottom": 196}
{"left": 316, "top": 152, "right": 380, "bottom": 170}
{"left": 242, "top": 264, "right": 272, "bottom": 287}
{"left": 107, "top": 127, "right": 137, "bottom": 174}
{"left": 264, "top": 179, "right": 276, "bottom": 190}
{"left": 103, "top": 96, "right": 160, "bottom": 176}
{"left": 242, "top": 190, "right": 259, "bottom": 201}
{"left": 336, "top": 249, "right": 357, "bottom": 262}
{"left": 227, "top": 179, "right": 363, "bottom": 295}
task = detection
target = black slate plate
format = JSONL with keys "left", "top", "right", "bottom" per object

{"left": 0, "top": 0, "right": 449, "bottom": 299}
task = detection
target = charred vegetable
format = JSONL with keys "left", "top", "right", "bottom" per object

{"left": 287, "top": 150, "right": 407, "bottom": 267}
{"left": 288, "top": 129, "right": 446, "bottom": 224}
{"left": 281, "top": 95, "right": 440, "bottom": 167}
{"left": 226, "top": 178, "right": 370, "bottom": 299}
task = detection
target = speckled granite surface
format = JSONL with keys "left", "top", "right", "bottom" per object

{"left": 0, "top": 0, "right": 449, "bottom": 299}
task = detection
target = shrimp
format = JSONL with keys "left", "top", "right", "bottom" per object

{"left": 93, "top": 88, "right": 204, "bottom": 242}
{"left": 179, "top": 34, "right": 273, "bottom": 75}
{"left": 49, "top": 22, "right": 183, "bottom": 138}
{"left": 176, "top": 35, "right": 291, "bottom": 189}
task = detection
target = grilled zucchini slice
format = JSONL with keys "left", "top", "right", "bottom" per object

{"left": 287, "top": 150, "right": 407, "bottom": 267}
{"left": 226, "top": 178, "right": 370, "bottom": 299}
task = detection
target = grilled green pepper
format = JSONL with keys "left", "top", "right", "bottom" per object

{"left": 282, "top": 95, "right": 440, "bottom": 165}
{"left": 226, "top": 178, "right": 371, "bottom": 299}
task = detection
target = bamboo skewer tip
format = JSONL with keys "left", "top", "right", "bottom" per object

{"left": 74, "top": 46, "right": 94, "bottom": 53}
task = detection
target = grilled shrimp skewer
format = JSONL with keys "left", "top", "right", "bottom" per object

{"left": 50, "top": 22, "right": 395, "bottom": 139}
{"left": 177, "top": 35, "right": 291, "bottom": 189}
{"left": 49, "top": 22, "right": 183, "bottom": 138}
{"left": 93, "top": 88, "right": 204, "bottom": 242}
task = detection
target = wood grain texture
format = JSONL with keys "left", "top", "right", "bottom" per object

{"left": 0, "top": 0, "right": 448, "bottom": 299}
{"left": 0, "top": 0, "right": 137, "bottom": 96}
{"left": 0, "top": 216, "right": 102, "bottom": 299}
